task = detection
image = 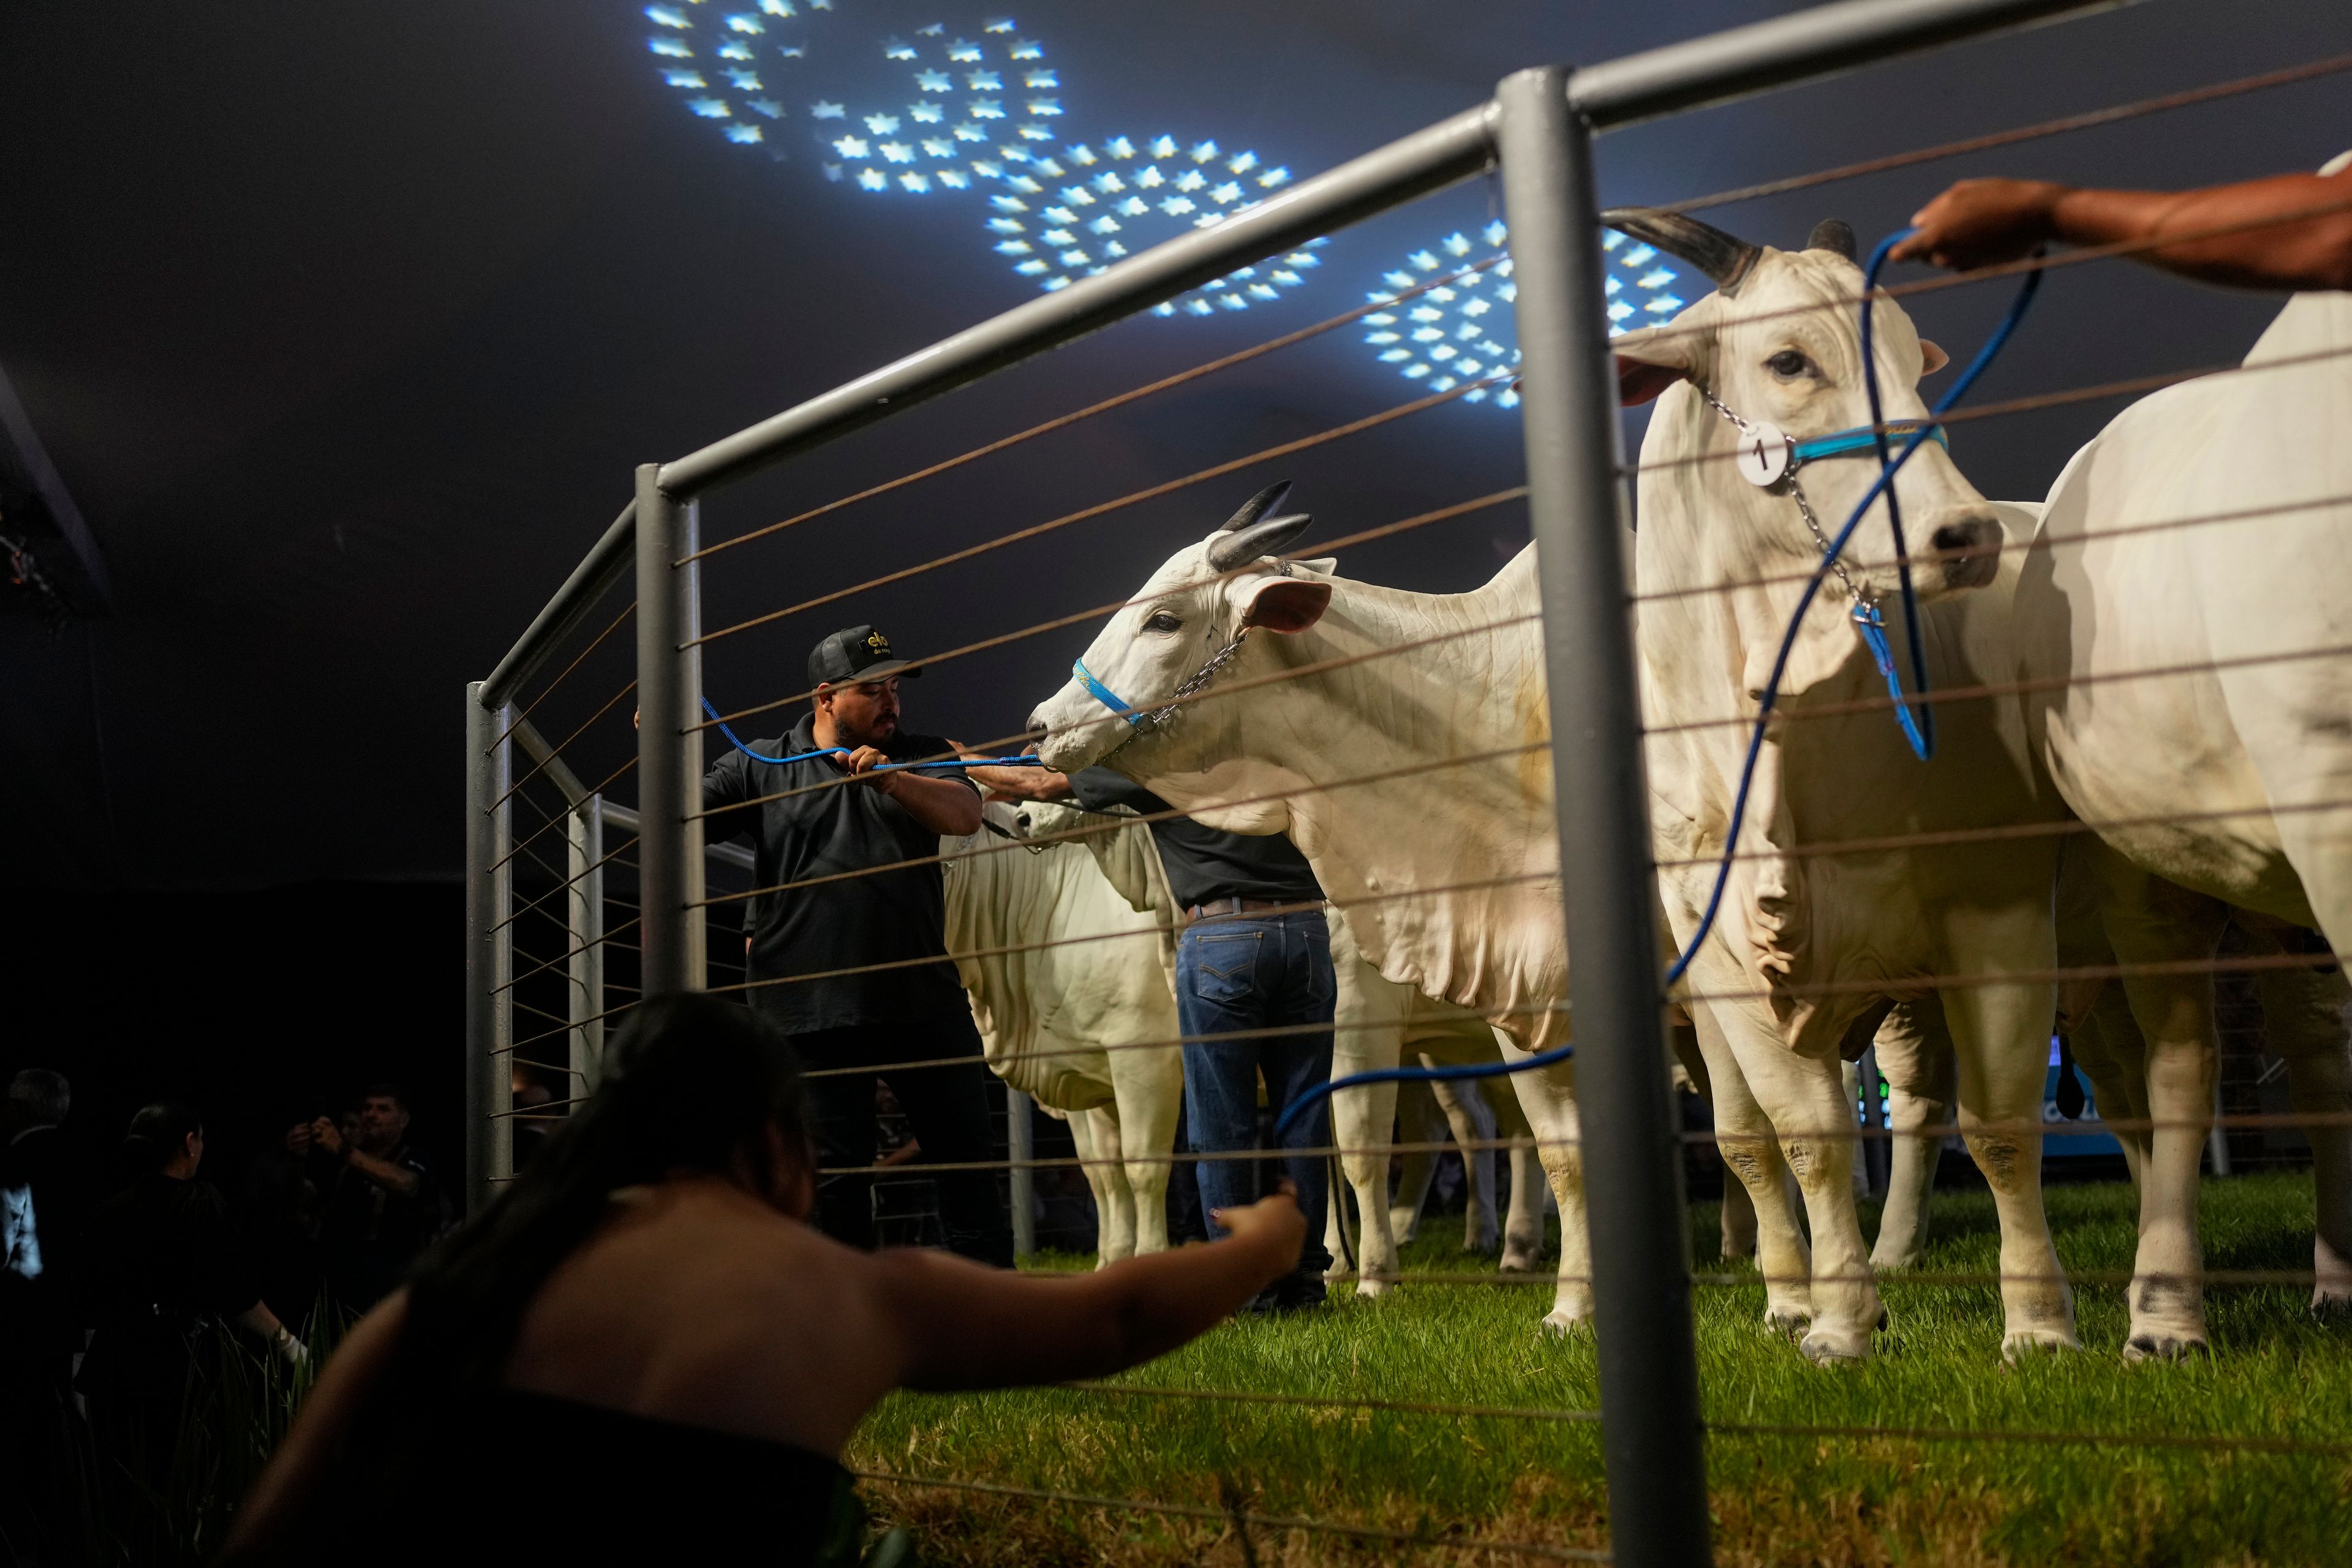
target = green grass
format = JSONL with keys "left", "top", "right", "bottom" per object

{"left": 850, "top": 1174, "right": 2352, "bottom": 1566}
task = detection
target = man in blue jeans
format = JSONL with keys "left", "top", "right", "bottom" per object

{"left": 970, "top": 762, "right": 1335, "bottom": 1310}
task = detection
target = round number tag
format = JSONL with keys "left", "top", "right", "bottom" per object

{"left": 1735, "top": 423, "right": 1795, "bottom": 488}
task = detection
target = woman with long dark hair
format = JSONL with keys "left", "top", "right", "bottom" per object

{"left": 224, "top": 994, "right": 1300, "bottom": 1564}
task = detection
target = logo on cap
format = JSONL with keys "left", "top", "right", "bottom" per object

{"left": 865, "top": 631, "right": 891, "bottom": 655}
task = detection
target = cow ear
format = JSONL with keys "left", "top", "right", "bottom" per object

{"left": 1236, "top": 575, "right": 1332, "bottom": 634}
{"left": 1918, "top": 339, "right": 1950, "bottom": 375}
{"left": 1611, "top": 322, "right": 1707, "bottom": 407}
{"left": 1741, "top": 603, "right": 1858, "bottom": 703}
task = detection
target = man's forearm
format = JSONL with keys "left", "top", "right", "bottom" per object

{"left": 2052, "top": 175, "right": 2352, "bottom": 292}
{"left": 964, "top": 763, "right": 1072, "bottom": 802}
{"left": 344, "top": 1148, "right": 421, "bottom": 1199}
{"left": 881, "top": 773, "right": 984, "bottom": 835}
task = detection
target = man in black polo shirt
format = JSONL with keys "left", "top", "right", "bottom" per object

{"left": 703, "top": 625, "right": 1012, "bottom": 1267}
{"left": 970, "top": 761, "right": 1333, "bottom": 1310}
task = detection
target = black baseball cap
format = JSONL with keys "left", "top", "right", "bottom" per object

{"left": 808, "top": 624, "right": 922, "bottom": 689}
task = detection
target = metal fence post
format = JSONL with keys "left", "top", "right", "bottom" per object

{"left": 464, "top": 684, "right": 515, "bottom": 1216}
{"left": 1497, "top": 66, "right": 1711, "bottom": 1568}
{"left": 1007, "top": 1088, "right": 1037, "bottom": 1259}
{"left": 635, "top": 465, "right": 706, "bottom": 997}
{"left": 570, "top": 794, "right": 606, "bottom": 1091}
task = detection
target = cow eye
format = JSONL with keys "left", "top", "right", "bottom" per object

{"left": 1765, "top": 350, "right": 1812, "bottom": 380}
{"left": 1144, "top": 610, "right": 1183, "bottom": 635}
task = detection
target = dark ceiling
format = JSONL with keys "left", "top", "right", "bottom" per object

{"left": 4, "top": 0, "right": 2346, "bottom": 889}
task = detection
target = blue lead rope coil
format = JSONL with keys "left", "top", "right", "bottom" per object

{"left": 700, "top": 696, "right": 1039, "bottom": 772}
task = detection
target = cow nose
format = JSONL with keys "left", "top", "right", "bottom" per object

{"left": 1925, "top": 505, "right": 2003, "bottom": 591}
{"left": 1027, "top": 703, "right": 1050, "bottom": 739}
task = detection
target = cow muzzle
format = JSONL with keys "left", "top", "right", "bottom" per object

{"left": 1922, "top": 505, "right": 2003, "bottom": 593}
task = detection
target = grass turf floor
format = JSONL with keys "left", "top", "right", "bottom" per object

{"left": 848, "top": 1172, "right": 2352, "bottom": 1566}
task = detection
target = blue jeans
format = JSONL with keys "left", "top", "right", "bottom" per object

{"left": 1177, "top": 909, "right": 1335, "bottom": 1280}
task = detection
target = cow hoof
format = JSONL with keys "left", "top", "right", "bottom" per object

{"left": 1499, "top": 1247, "right": 1543, "bottom": 1275}
{"left": 2310, "top": 1287, "right": 2352, "bottom": 1321}
{"left": 2122, "top": 1331, "right": 2211, "bottom": 1365}
{"left": 1763, "top": 1308, "right": 1812, "bottom": 1340}
{"left": 2000, "top": 1329, "right": 2080, "bottom": 1363}
{"left": 1386, "top": 1210, "right": 1422, "bottom": 1246}
{"left": 1799, "top": 1325, "right": 1871, "bottom": 1365}
{"left": 1540, "top": 1308, "right": 1594, "bottom": 1338}
{"left": 1353, "top": 1275, "right": 1396, "bottom": 1302}
{"left": 1869, "top": 1246, "right": 1924, "bottom": 1273}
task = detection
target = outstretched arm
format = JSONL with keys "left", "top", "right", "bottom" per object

{"left": 1891, "top": 168, "right": 2352, "bottom": 292}
{"left": 959, "top": 759, "right": 1074, "bottom": 802}
{"left": 872, "top": 1191, "right": 1303, "bottom": 1391}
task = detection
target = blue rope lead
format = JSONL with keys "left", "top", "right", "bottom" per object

{"left": 699, "top": 697, "right": 1039, "bottom": 772}
{"left": 1663, "top": 234, "right": 2042, "bottom": 988}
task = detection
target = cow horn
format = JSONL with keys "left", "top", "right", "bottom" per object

{"left": 1207, "top": 512, "right": 1314, "bottom": 572}
{"left": 1599, "top": 206, "right": 1762, "bottom": 295}
{"left": 1221, "top": 480, "right": 1294, "bottom": 533}
{"left": 1806, "top": 218, "right": 1857, "bottom": 260}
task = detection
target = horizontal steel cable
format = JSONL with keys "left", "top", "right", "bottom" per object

{"left": 1058, "top": 1380, "right": 1601, "bottom": 1426}
{"left": 491, "top": 601, "right": 636, "bottom": 752}
{"left": 1630, "top": 488, "right": 2352, "bottom": 606}
{"left": 815, "top": 1107, "right": 2352, "bottom": 1177}
{"left": 491, "top": 835, "right": 639, "bottom": 937}
{"left": 494, "top": 677, "right": 638, "bottom": 813}
{"left": 1645, "top": 639, "right": 2352, "bottom": 741}
{"left": 1662, "top": 53, "right": 2352, "bottom": 216}
{"left": 492, "top": 917, "right": 641, "bottom": 998}
{"left": 693, "top": 486, "right": 1527, "bottom": 734}
{"left": 682, "top": 256, "right": 1509, "bottom": 568}
{"left": 1327, "top": 1267, "right": 2328, "bottom": 1291}
{"left": 509, "top": 1056, "right": 587, "bottom": 1078}
{"left": 692, "top": 606, "right": 1543, "bottom": 847}
{"left": 500, "top": 1001, "right": 636, "bottom": 1057}
{"left": 510, "top": 997, "right": 576, "bottom": 1030}
{"left": 850, "top": 1469, "right": 1608, "bottom": 1562}
{"left": 1631, "top": 337, "right": 2352, "bottom": 494}
{"left": 1675, "top": 942, "right": 2350, "bottom": 1009}
{"left": 710, "top": 869, "right": 1556, "bottom": 1000}
{"left": 1655, "top": 791, "right": 2352, "bottom": 874}
{"left": 1705, "top": 1419, "right": 2351, "bottom": 1458}
{"left": 489, "top": 753, "right": 636, "bottom": 877}
{"left": 489, "top": 1095, "right": 592, "bottom": 1121}
{"left": 690, "top": 372, "right": 1513, "bottom": 652}
{"left": 799, "top": 1003, "right": 1570, "bottom": 1081}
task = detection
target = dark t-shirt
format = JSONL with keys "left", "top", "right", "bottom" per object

{"left": 1070, "top": 767, "right": 1323, "bottom": 910}
{"left": 703, "top": 716, "right": 981, "bottom": 1035}
{"left": 320, "top": 1144, "right": 440, "bottom": 1310}
{"left": 76, "top": 1175, "right": 261, "bottom": 1400}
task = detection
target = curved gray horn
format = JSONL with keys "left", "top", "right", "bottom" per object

{"left": 1599, "top": 206, "right": 1762, "bottom": 295}
{"left": 1207, "top": 512, "right": 1313, "bottom": 572}
{"left": 1806, "top": 218, "right": 1856, "bottom": 261}
{"left": 1221, "top": 480, "right": 1294, "bottom": 533}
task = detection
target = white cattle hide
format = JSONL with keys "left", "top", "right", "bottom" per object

{"left": 941, "top": 802, "right": 1183, "bottom": 1262}
{"left": 1614, "top": 217, "right": 2075, "bottom": 1362}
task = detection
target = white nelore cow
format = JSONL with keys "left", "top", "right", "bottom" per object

{"left": 1608, "top": 206, "right": 2081, "bottom": 1360}
{"left": 1028, "top": 486, "right": 1606, "bottom": 1330}
{"left": 941, "top": 802, "right": 1183, "bottom": 1263}
{"left": 1023, "top": 796, "right": 1548, "bottom": 1290}
{"left": 2007, "top": 180, "right": 2352, "bottom": 1352}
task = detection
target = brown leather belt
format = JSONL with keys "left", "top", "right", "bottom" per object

{"left": 1185, "top": 897, "right": 1294, "bottom": 920}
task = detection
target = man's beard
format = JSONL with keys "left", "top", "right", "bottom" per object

{"left": 835, "top": 712, "right": 899, "bottom": 750}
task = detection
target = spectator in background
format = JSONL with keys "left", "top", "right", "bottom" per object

{"left": 1, "top": 1069, "right": 89, "bottom": 1546}
{"left": 78, "top": 1104, "right": 302, "bottom": 1458}
{"left": 288, "top": 1084, "right": 442, "bottom": 1313}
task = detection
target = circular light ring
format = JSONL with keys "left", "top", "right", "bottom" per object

{"left": 1362, "top": 224, "right": 1684, "bottom": 409}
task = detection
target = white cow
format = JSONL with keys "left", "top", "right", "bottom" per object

{"left": 1022, "top": 796, "right": 1548, "bottom": 1291}
{"left": 1608, "top": 207, "right": 2079, "bottom": 1360}
{"left": 941, "top": 802, "right": 1183, "bottom": 1262}
{"left": 2008, "top": 206, "right": 2352, "bottom": 1351}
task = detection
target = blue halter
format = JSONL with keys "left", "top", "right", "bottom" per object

{"left": 1793, "top": 420, "right": 1947, "bottom": 464}
{"left": 1071, "top": 658, "right": 1147, "bottom": 728}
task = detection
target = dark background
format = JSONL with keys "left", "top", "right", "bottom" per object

{"left": 4, "top": 0, "right": 2347, "bottom": 1177}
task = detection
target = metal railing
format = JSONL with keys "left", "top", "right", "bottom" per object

{"left": 463, "top": 5, "right": 2150, "bottom": 1563}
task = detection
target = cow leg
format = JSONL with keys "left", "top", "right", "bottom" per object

{"left": 1111, "top": 1047, "right": 1183, "bottom": 1258}
{"left": 1071, "top": 1106, "right": 1136, "bottom": 1267}
{"left": 1676, "top": 1028, "right": 1760, "bottom": 1261}
{"left": 2071, "top": 981, "right": 2153, "bottom": 1188}
{"left": 1495, "top": 1027, "right": 1591, "bottom": 1333}
{"left": 1387, "top": 1079, "right": 1441, "bottom": 1248}
{"left": 1426, "top": 1068, "right": 1503, "bottom": 1254}
{"left": 1869, "top": 999, "right": 1956, "bottom": 1272}
{"left": 1690, "top": 1003, "right": 1817, "bottom": 1334}
{"left": 1480, "top": 1077, "right": 1548, "bottom": 1271}
{"left": 2102, "top": 870, "right": 2230, "bottom": 1362}
{"left": 2249, "top": 941, "right": 2352, "bottom": 1314}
